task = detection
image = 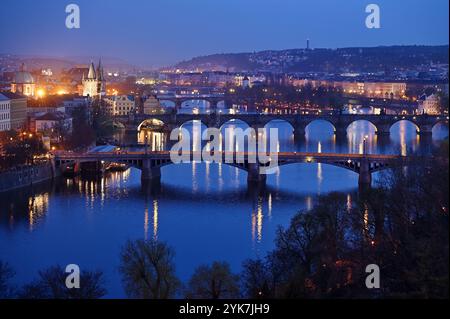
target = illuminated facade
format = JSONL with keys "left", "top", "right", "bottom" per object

{"left": 341, "top": 81, "right": 407, "bottom": 99}
{"left": 11, "top": 63, "right": 36, "bottom": 97}
{"left": 418, "top": 94, "right": 440, "bottom": 115}
{"left": 143, "top": 95, "right": 163, "bottom": 114}
{"left": 104, "top": 95, "right": 135, "bottom": 116}
{"left": 292, "top": 79, "right": 407, "bottom": 99}
{"left": 0, "top": 94, "right": 11, "bottom": 132}
{"left": 0, "top": 92, "right": 27, "bottom": 130}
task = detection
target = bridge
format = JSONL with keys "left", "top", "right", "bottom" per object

{"left": 53, "top": 150, "right": 409, "bottom": 188}
{"left": 156, "top": 94, "right": 228, "bottom": 109}
{"left": 121, "top": 113, "right": 448, "bottom": 137}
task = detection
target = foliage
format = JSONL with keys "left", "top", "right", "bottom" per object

{"left": 65, "top": 106, "right": 96, "bottom": 150}
{"left": 1, "top": 132, "right": 44, "bottom": 169}
{"left": 242, "top": 149, "right": 449, "bottom": 299}
{"left": 0, "top": 260, "right": 16, "bottom": 299}
{"left": 19, "top": 265, "right": 106, "bottom": 299}
{"left": 185, "top": 261, "right": 240, "bottom": 299}
{"left": 119, "top": 239, "right": 181, "bottom": 299}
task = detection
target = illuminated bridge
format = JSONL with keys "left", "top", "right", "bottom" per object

{"left": 53, "top": 150, "right": 411, "bottom": 188}
{"left": 119, "top": 113, "right": 448, "bottom": 138}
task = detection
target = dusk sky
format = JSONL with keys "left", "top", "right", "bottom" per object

{"left": 0, "top": 0, "right": 448, "bottom": 67}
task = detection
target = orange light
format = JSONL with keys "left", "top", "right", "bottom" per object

{"left": 36, "top": 89, "right": 46, "bottom": 98}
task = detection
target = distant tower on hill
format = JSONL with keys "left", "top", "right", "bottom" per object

{"left": 306, "top": 38, "right": 310, "bottom": 50}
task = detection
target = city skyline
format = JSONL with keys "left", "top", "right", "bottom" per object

{"left": 0, "top": 0, "right": 448, "bottom": 67}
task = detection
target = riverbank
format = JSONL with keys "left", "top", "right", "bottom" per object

{"left": 0, "top": 163, "right": 58, "bottom": 193}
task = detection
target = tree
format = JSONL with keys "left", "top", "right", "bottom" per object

{"left": 19, "top": 265, "right": 106, "bottom": 299}
{"left": 0, "top": 260, "right": 16, "bottom": 299}
{"left": 369, "top": 147, "right": 449, "bottom": 298}
{"left": 65, "top": 106, "right": 96, "bottom": 150}
{"left": 241, "top": 141, "right": 448, "bottom": 299}
{"left": 241, "top": 259, "right": 275, "bottom": 299}
{"left": 119, "top": 239, "right": 181, "bottom": 299}
{"left": 3, "top": 133, "right": 44, "bottom": 167}
{"left": 185, "top": 261, "right": 240, "bottom": 299}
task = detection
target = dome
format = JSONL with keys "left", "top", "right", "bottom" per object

{"left": 13, "top": 71, "right": 34, "bottom": 84}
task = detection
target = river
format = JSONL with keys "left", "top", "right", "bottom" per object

{"left": 0, "top": 117, "right": 448, "bottom": 298}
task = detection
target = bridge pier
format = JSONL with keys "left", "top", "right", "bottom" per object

{"left": 358, "top": 158, "right": 372, "bottom": 189}
{"left": 418, "top": 125, "right": 433, "bottom": 136}
{"left": 141, "top": 159, "right": 161, "bottom": 183}
{"left": 251, "top": 124, "right": 265, "bottom": 135}
{"left": 334, "top": 125, "right": 348, "bottom": 138}
{"left": 376, "top": 124, "right": 391, "bottom": 136}
{"left": 293, "top": 125, "right": 306, "bottom": 139}
{"left": 141, "top": 179, "right": 162, "bottom": 195}
{"left": 247, "top": 163, "right": 267, "bottom": 186}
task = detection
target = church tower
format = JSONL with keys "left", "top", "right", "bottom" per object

{"left": 82, "top": 60, "right": 106, "bottom": 97}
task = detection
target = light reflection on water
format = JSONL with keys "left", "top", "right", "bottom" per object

{"left": 0, "top": 120, "right": 448, "bottom": 298}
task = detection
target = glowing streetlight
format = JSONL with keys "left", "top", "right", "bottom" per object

{"left": 363, "top": 135, "right": 369, "bottom": 155}
{"left": 36, "top": 89, "right": 46, "bottom": 98}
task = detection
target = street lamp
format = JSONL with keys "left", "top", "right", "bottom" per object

{"left": 363, "top": 135, "right": 369, "bottom": 155}
{"left": 144, "top": 134, "right": 149, "bottom": 155}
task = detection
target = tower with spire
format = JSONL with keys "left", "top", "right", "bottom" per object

{"left": 82, "top": 59, "right": 106, "bottom": 97}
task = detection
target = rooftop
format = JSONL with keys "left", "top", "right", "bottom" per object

{"left": 0, "top": 93, "right": 10, "bottom": 101}
{"left": 0, "top": 91, "right": 27, "bottom": 100}
{"left": 35, "top": 112, "right": 69, "bottom": 121}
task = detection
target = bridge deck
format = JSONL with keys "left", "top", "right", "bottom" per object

{"left": 54, "top": 151, "right": 401, "bottom": 161}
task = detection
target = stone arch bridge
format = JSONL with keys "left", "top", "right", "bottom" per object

{"left": 120, "top": 113, "right": 448, "bottom": 137}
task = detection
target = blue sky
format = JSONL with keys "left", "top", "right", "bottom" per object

{"left": 0, "top": 0, "right": 448, "bottom": 67}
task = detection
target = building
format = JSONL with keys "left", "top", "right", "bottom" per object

{"left": 291, "top": 79, "right": 407, "bottom": 99}
{"left": 235, "top": 75, "right": 266, "bottom": 88}
{"left": 143, "top": 95, "right": 164, "bottom": 114}
{"left": 82, "top": 60, "right": 106, "bottom": 97}
{"left": 206, "top": 72, "right": 235, "bottom": 87}
{"left": 11, "top": 63, "right": 36, "bottom": 97}
{"left": 0, "top": 92, "right": 27, "bottom": 130}
{"left": 242, "top": 76, "right": 250, "bottom": 89}
{"left": 104, "top": 95, "right": 135, "bottom": 116}
{"left": 0, "top": 93, "right": 11, "bottom": 132}
{"left": 62, "top": 97, "right": 90, "bottom": 115}
{"left": 35, "top": 112, "right": 73, "bottom": 135}
{"left": 418, "top": 93, "right": 440, "bottom": 115}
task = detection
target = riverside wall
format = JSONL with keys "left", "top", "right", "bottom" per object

{"left": 0, "top": 163, "right": 58, "bottom": 193}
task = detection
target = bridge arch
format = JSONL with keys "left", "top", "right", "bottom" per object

{"left": 179, "top": 119, "right": 209, "bottom": 130}
{"left": 137, "top": 118, "right": 166, "bottom": 131}
{"left": 431, "top": 119, "right": 449, "bottom": 130}
{"left": 180, "top": 99, "right": 212, "bottom": 110}
{"left": 346, "top": 120, "right": 378, "bottom": 135}
{"left": 305, "top": 119, "right": 337, "bottom": 134}
{"left": 389, "top": 119, "right": 420, "bottom": 134}
{"left": 216, "top": 100, "right": 227, "bottom": 109}
{"left": 219, "top": 118, "right": 251, "bottom": 131}
{"left": 159, "top": 100, "right": 176, "bottom": 108}
{"left": 262, "top": 119, "right": 295, "bottom": 131}
{"left": 276, "top": 160, "right": 358, "bottom": 173}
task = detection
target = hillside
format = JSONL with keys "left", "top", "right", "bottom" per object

{"left": 173, "top": 45, "right": 449, "bottom": 73}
